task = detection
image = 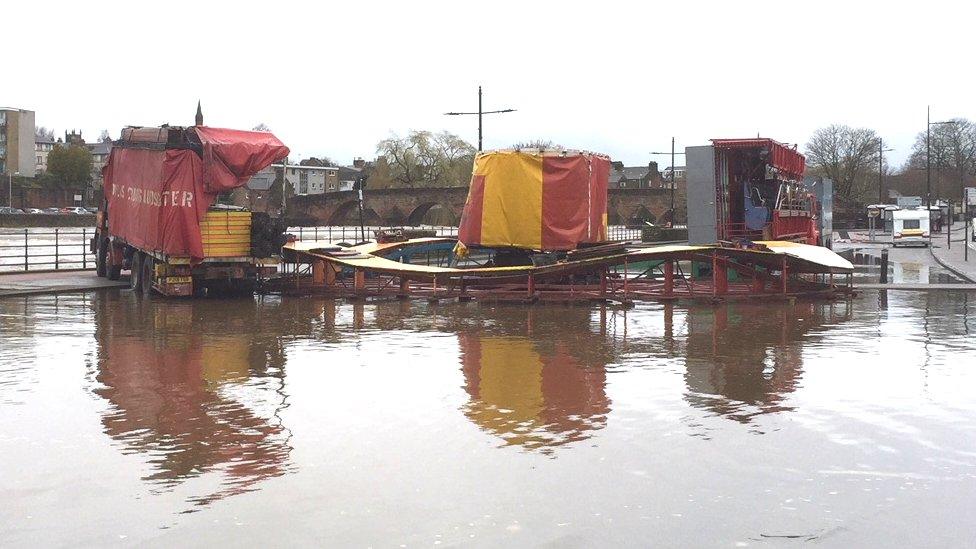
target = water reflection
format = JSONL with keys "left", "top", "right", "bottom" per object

{"left": 458, "top": 307, "right": 612, "bottom": 453}
{"left": 682, "top": 300, "right": 853, "bottom": 423}
{"left": 91, "top": 293, "right": 307, "bottom": 509}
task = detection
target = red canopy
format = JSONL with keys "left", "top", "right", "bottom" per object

{"left": 712, "top": 138, "right": 806, "bottom": 180}
{"left": 195, "top": 126, "right": 290, "bottom": 193}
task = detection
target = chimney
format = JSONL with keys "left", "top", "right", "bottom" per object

{"left": 353, "top": 157, "right": 366, "bottom": 169}
{"left": 195, "top": 100, "right": 204, "bottom": 126}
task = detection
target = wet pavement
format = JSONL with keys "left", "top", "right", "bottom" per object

{"left": 0, "top": 271, "right": 128, "bottom": 297}
{"left": 1, "top": 290, "right": 976, "bottom": 547}
{"left": 929, "top": 224, "right": 976, "bottom": 283}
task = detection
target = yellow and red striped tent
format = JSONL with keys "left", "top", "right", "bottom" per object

{"left": 457, "top": 150, "right": 610, "bottom": 251}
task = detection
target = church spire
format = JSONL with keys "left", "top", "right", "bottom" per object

{"left": 195, "top": 100, "right": 204, "bottom": 126}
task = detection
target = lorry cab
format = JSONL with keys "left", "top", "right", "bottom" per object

{"left": 891, "top": 209, "right": 930, "bottom": 247}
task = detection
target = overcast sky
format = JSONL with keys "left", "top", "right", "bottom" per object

{"left": 6, "top": 0, "right": 974, "bottom": 169}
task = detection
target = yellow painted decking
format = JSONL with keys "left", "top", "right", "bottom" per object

{"left": 283, "top": 238, "right": 853, "bottom": 280}
{"left": 201, "top": 211, "right": 251, "bottom": 257}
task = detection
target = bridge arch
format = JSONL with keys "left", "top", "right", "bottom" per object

{"left": 382, "top": 206, "right": 407, "bottom": 226}
{"left": 326, "top": 200, "right": 359, "bottom": 226}
{"left": 629, "top": 205, "right": 656, "bottom": 225}
{"left": 327, "top": 200, "right": 382, "bottom": 226}
{"left": 407, "top": 202, "right": 458, "bottom": 226}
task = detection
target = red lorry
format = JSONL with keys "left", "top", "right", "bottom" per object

{"left": 92, "top": 125, "right": 289, "bottom": 296}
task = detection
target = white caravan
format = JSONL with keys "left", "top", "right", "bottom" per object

{"left": 891, "top": 209, "right": 929, "bottom": 247}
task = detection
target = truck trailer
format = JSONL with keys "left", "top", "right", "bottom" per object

{"left": 91, "top": 125, "right": 289, "bottom": 296}
{"left": 686, "top": 138, "right": 829, "bottom": 247}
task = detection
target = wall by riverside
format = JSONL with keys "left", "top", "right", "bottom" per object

{"left": 0, "top": 214, "right": 96, "bottom": 228}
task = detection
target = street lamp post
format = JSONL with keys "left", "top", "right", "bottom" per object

{"left": 8, "top": 171, "right": 19, "bottom": 208}
{"left": 650, "top": 137, "right": 685, "bottom": 227}
{"left": 444, "top": 86, "right": 516, "bottom": 152}
{"left": 878, "top": 138, "right": 893, "bottom": 204}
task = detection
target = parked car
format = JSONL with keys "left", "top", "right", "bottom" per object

{"left": 63, "top": 207, "right": 90, "bottom": 215}
{"left": 24, "top": 208, "right": 43, "bottom": 214}
{"left": 0, "top": 207, "right": 25, "bottom": 214}
{"left": 41, "top": 207, "right": 62, "bottom": 214}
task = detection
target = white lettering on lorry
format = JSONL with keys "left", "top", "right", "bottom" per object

{"left": 114, "top": 184, "right": 195, "bottom": 209}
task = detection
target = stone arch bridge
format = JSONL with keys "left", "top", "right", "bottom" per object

{"left": 287, "top": 186, "right": 680, "bottom": 226}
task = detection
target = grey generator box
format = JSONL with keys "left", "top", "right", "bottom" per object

{"left": 686, "top": 145, "right": 717, "bottom": 245}
{"left": 805, "top": 176, "right": 834, "bottom": 249}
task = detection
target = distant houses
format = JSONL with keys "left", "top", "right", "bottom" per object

{"left": 246, "top": 157, "right": 368, "bottom": 198}
{"left": 608, "top": 161, "right": 681, "bottom": 189}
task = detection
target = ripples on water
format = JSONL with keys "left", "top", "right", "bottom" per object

{"left": 1, "top": 289, "right": 975, "bottom": 546}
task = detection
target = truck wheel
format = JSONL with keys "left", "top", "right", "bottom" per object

{"left": 129, "top": 252, "right": 143, "bottom": 292}
{"left": 141, "top": 256, "right": 155, "bottom": 297}
{"left": 107, "top": 246, "right": 122, "bottom": 281}
{"left": 95, "top": 238, "right": 108, "bottom": 278}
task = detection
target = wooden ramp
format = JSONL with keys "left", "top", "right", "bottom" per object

{"left": 275, "top": 238, "right": 855, "bottom": 303}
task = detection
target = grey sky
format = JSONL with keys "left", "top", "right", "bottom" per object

{"left": 6, "top": 0, "right": 973, "bottom": 169}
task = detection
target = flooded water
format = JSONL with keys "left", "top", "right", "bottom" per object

{"left": 1, "top": 290, "right": 976, "bottom": 546}
{"left": 844, "top": 245, "right": 967, "bottom": 285}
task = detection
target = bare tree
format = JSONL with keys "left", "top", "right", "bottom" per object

{"left": 906, "top": 118, "right": 976, "bottom": 200}
{"left": 98, "top": 129, "right": 112, "bottom": 143}
{"left": 35, "top": 126, "right": 55, "bottom": 140}
{"left": 252, "top": 123, "right": 271, "bottom": 132}
{"left": 805, "top": 125, "right": 879, "bottom": 201}
{"left": 511, "top": 139, "right": 563, "bottom": 150}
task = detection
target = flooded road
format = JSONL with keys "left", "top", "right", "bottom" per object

{"left": 1, "top": 291, "right": 976, "bottom": 546}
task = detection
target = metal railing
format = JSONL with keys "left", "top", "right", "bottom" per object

{"left": 289, "top": 225, "right": 459, "bottom": 242}
{"left": 290, "top": 225, "right": 645, "bottom": 243}
{"left": 0, "top": 224, "right": 654, "bottom": 273}
{"left": 0, "top": 228, "right": 96, "bottom": 272}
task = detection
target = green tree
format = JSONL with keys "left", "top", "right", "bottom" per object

{"left": 46, "top": 145, "right": 93, "bottom": 188}
{"left": 376, "top": 131, "right": 475, "bottom": 188}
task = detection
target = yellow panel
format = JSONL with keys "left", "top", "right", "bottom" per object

{"left": 204, "top": 211, "right": 251, "bottom": 218}
{"left": 479, "top": 151, "right": 543, "bottom": 249}
{"left": 204, "top": 245, "right": 251, "bottom": 253}
{"left": 203, "top": 242, "right": 251, "bottom": 249}
{"left": 200, "top": 337, "right": 251, "bottom": 382}
{"left": 471, "top": 337, "right": 544, "bottom": 444}
{"left": 202, "top": 235, "right": 251, "bottom": 243}
{"left": 201, "top": 211, "right": 251, "bottom": 259}
{"left": 202, "top": 233, "right": 249, "bottom": 238}
{"left": 201, "top": 223, "right": 251, "bottom": 229}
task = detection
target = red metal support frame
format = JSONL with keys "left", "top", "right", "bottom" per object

{"left": 712, "top": 252, "right": 728, "bottom": 296}
{"left": 781, "top": 256, "right": 788, "bottom": 295}
{"left": 664, "top": 260, "right": 674, "bottom": 297}
{"left": 354, "top": 269, "right": 366, "bottom": 292}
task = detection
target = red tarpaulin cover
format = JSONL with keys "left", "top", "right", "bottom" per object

{"left": 458, "top": 150, "right": 609, "bottom": 251}
{"left": 103, "top": 127, "right": 288, "bottom": 260}
{"left": 712, "top": 138, "right": 806, "bottom": 179}
{"left": 195, "top": 127, "right": 289, "bottom": 193}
